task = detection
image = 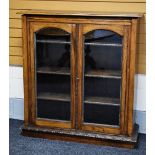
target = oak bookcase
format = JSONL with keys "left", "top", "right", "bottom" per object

{"left": 20, "top": 11, "right": 142, "bottom": 148}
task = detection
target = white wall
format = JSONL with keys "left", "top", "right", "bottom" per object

{"left": 134, "top": 74, "right": 146, "bottom": 111}
{"left": 9, "top": 66, "right": 24, "bottom": 98}
{"left": 9, "top": 66, "right": 146, "bottom": 133}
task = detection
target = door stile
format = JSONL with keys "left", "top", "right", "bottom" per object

{"left": 77, "top": 24, "right": 84, "bottom": 130}
{"left": 120, "top": 25, "right": 131, "bottom": 134}
{"left": 70, "top": 24, "right": 77, "bottom": 129}
{"left": 29, "top": 23, "right": 37, "bottom": 125}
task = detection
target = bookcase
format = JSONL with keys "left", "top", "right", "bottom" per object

{"left": 21, "top": 11, "right": 142, "bottom": 148}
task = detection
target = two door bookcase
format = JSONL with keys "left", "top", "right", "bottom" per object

{"left": 21, "top": 11, "right": 142, "bottom": 148}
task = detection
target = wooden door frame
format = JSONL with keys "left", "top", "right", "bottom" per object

{"left": 126, "top": 19, "right": 138, "bottom": 136}
{"left": 77, "top": 23, "right": 131, "bottom": 135}
{"left": 23, "top": 19, "right": 77, "bottom": 129}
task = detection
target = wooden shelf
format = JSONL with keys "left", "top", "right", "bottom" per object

{"left": 36, "top": 39, "right": 70, "bottom": 44}
{"left": 85, "top": 70, "right": 121, "bottom": 79}
{"left": 37, "top": 39, "right": 122, "bottom": 47}
{"left": 37, "top": 92, "right": 70, "bottom": 102}
{"left": 37, "top": 92, "right": 119, "bottom": 106}
{"left": 85, "top": 96, "right": 120, "bottom": 106}
{"left": 37, "top": 67, "right": 70, "bottom": 75}
{"left": 85, "top": 34, "right": 122, "bottom": 47}
{"left": 37, "top": 67, "right": 121, "bottom": 79}
{"left": 36, "top": 39, "right": 122, "bottom": 47}
{"left": 85, "top": 42, "right": 122, "bottom": 47}
{"left": 37, "top": 34, "right": 122, "bottom": 47}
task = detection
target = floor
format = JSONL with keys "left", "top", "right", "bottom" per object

{"left": 9, "top": 119, "right": 146, "bottom": 155}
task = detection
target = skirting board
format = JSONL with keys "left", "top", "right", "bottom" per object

{"left": 9, "top": 98, "right": 146, "bottom": 134}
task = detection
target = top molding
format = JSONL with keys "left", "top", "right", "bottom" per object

{"left": 17, "top": 0, "right": 146, "bottom": 2}
{"left": 18, "top": 10, "right": 143, "bottom": 18}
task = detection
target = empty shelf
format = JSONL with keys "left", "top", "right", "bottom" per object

{"left": 36, "top": 39, "right": 70, "bottom": 44}
{"left": 37, "top": 92, "right": 70, "bottom": 102}
{"left": 85, "top": 42, "right": 122, "bottom": 47}
{"left": 85, "top": 96, "right": 120, "bottom": 106}
{"left": 85, "top": 70, "right": 121, "bottom": 79}
{"left": 37, "top": 67, "right": 70, "bottom": 75}
{"left": 85, "top": 35, "right": 122, "bottom": 47}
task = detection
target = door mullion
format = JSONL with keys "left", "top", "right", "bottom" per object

{"left": 71, "top": 24, "right": 77, "bottom": 129}
{"left": 77, "top": 24, "right": 84, "bottom": 130}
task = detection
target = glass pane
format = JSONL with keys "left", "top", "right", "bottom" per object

{"left": 37, "top": 100, "right": 70, "bottom": 121}
{"left": 84, "top": 104, "right": 120, "bottom": 125}
{"left": 85, "top": 78, "right": 121, "bottom": 98}
{"left": 83, "top": 29, "right": 123, "bottom": 126}
{"left": 35, "top": 28, "right": 71, "bottom": 121}
{"left": 37, "top": 74, "right": 70, "bottom": 95}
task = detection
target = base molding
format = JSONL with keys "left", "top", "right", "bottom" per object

{"left": 21, "top": 124, "right": 139, "bottom": 148}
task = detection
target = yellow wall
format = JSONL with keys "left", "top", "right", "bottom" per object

{"left": 9, "top": 0, "right": 146, "bottom": 74}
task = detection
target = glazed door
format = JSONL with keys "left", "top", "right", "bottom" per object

{"left": 29, "top": 22, "right": 76, "bottom": 129}
{"left": 77, "top": 24, "right": 130, "bottom": 134}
